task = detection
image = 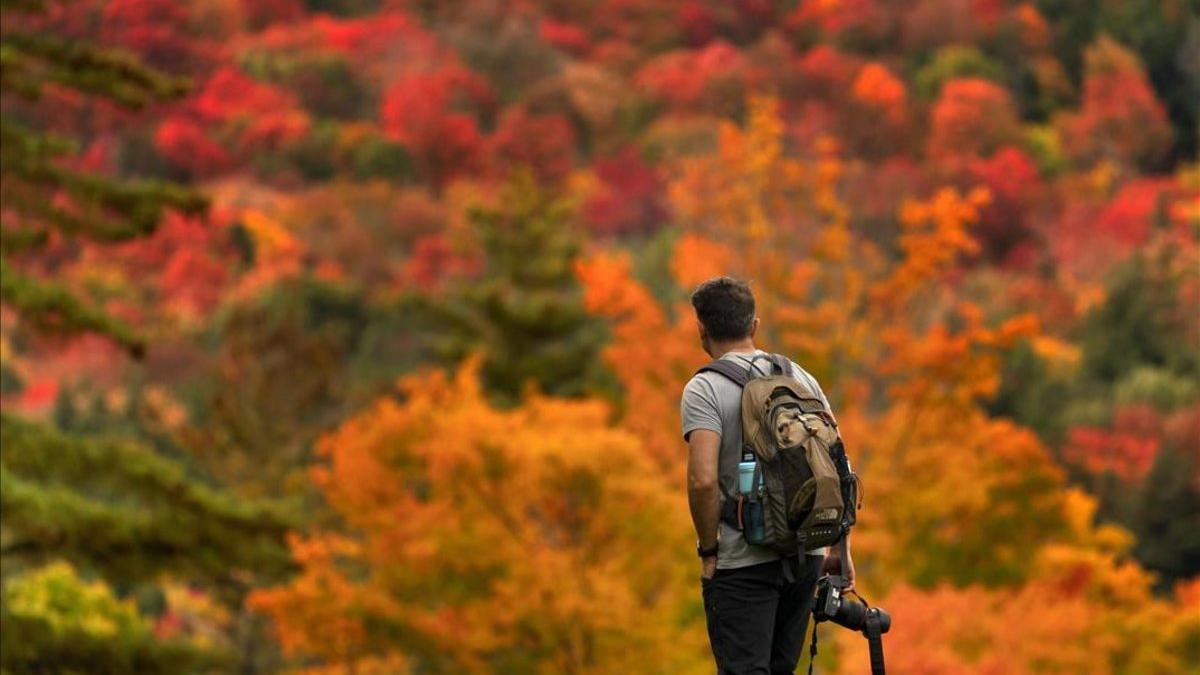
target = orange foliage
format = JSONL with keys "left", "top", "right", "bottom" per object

{"left": 1012, "top": 2, "right": 1051, "bottom": 51}
{"left": 852, "top": 62, "right": 908, "bottom": 124}
{"left": 250, "top": 358, "right": 706, "bottom": 672}
{"left": 575, "top": 253, "right": 698, "bottom": 477}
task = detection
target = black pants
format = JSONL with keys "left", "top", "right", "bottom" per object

{"left": 700, "top": 554, "right": 825, "bottom": 675}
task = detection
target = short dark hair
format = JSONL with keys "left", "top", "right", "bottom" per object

{"left": 690, "top": 276, "right": 756, "bottom": 341}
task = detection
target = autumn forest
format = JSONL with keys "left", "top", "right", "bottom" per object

{"left": 1, "top": 0, "right": 1198, "bottom": 673}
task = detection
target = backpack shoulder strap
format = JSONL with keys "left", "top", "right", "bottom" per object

{"left": 767, "top": 353, "right": 793, "bottom": 377}
{"left": 696, "top": 358, "right": 752, "bottom": 388}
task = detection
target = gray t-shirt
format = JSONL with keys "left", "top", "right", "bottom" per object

{"left": 681, "top": 348, "right": 838, "bottom": 569}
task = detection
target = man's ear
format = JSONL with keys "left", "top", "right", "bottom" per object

{"left": 697, "top": 320, "right": 707, "bottom": 340}
{"left": 750, "top": 317, "right": 760, "bottom": 338}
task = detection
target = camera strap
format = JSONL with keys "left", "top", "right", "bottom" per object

{"left": 805, "top": 623, "right": 819, "bottom": 675}
{"left": 849, "top": 589, "right": 887, "bottom": 675}
{"left": 864, "top": 612, "right": 886, "bottom": 675}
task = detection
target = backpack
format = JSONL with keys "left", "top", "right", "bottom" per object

{"left": 698, "top": 353, "right": 861, "bottom": 554}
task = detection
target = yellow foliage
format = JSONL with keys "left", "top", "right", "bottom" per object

{"left": 1031, "top": 335, "right": 1083, "bottom": 373}
{"left": 5, "top": 562, "right": 148, "bottom": 639}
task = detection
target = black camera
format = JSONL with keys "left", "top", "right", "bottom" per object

{"left": 813, "top": 575, "right": 891, "bottom": 674}
{"left": 814, "top": 574, "right": 891, "bottom": 633}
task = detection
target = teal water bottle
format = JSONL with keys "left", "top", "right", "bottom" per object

{"left": 738, "top": 451, "right": 756, "bottom": 494}
{"left": 740, "top": 450, "right": 767, "bottom": 544}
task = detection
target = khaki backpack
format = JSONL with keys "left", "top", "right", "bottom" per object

{"left": 699, "top": 353, "right": 860, "bottom": 554}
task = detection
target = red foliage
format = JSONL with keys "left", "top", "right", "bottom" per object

{"left": 926, "top": 77, "right": 1019, "bottom": 166}
{"left": 155, "top": 67, "right": 310, "bottom": 176}
{"left": 486, "top": 107, "right": 577, "bottom": 183}
{"left": 1093, "top": 180, "right": 1171, "bottom": 248}
{"left": 677, "top": 1, "right": 717, "bottom": 47}
{"left": 191, "top": 68, "right": 308, "bottom": 144}
{"left": 969, "top": 146, "right": 1044, "bottom": 262}
{"left": 1049, "top": 179, "right": 1174, "bottom": 280}
{"left": 105, "top": 210, "right": 238, "bottom": 320}
{"left": 320, "top": 10, "right": 426, "bottom": 59}
{"left": 153, "top": 118, "right": 233, "bottom": 177}
{"left": 153, "top": 610, "right": 185, "bottom": 640}
{"left": 159, "top": 247, "right": 230, "bottom": 319}
{"left": 14, "top": 378, "right": 59, "bottom": 414}
{"left": 583, "top": 148, "right": 668, "bottom": 236}
{"left": 380, "top": 68, "right": 493, "bottom": 190}
{"left": 634, "top": 41, "right": 746, "bottom": 112}
{"left": 1063, "top": 37, "right": 1172, "bottom": 169}
{"left": 970, "top": 0, "right": 1006, "bottom": 34}
{"left": 794, "top": 45, "right": 861, "bottom": 100}
{"left": 101, "top": 0, "right": 201, "bottom": 72}
{"left": 1065, "top": 405, "right": 1163, "bottom": 483}
{"left": 1165, "top": 404, "right": 1200, "bottom": 486}
{"left": 401, "top": 234, "right": 481, "bottom": 291}
{"left": 787, "top": 0, "right": 879, "bottom": 36}
{"left": 841, "top": 156, "right": 926, "bottom": 226}
{"left": 251, "top": 10, "right": 442, "bottom": 89}
{"left": 538, "top": 19, "right": 591, "bottom": 55}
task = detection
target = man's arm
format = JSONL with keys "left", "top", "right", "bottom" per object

{"left": 686, "top": 428, "right": 721, "bottom": 552}
{"left": 681, "top": 376, "right": 723, "bottom": 578}
{"left": 826, "top": 531, "right": 856, "bottom": 590}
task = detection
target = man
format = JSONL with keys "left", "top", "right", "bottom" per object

{"left": 680, "top": 276, "right": 855, "bottom": 675}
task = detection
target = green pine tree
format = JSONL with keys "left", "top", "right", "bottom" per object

{"left": 1, "top": 2, "right": 208, "bottom": 356}
{"left": 423, "top": 171, "right": 615, "bottom": 405}
{"left": 1, "top": 2, "right": 290, "bottom": 671}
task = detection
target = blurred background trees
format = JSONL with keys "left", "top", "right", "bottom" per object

{"left": 2, "top": 0, "right": 1197, "bottom": 672}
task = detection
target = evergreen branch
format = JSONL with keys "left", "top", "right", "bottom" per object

{"left": 0, "top": 44, "right": 44, "bottom": 99}
{"left": 0, "top": 118, "right": 75, "bottom": 161}
{"left": 0, "top": 414, "right": 295, "bottom": 585}
{"left": 0, "top": 186, "right": 146, "bottom": 243}
{"left": 0, "top": 258, "right": 145, "bottom": 357}
{"left": 0, "top": 33, "right": 190, "bottom": 106}
{"left": 2, "top": 120, "right": 208, "bottom": 242}
{"left": 0, "top": 220, "right": 48, "bottom": 252}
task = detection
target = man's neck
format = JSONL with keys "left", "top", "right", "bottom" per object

{"left": 711, "top": 340, "right": 757, "bottom": 358}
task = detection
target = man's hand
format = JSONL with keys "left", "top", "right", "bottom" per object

{"left": 822, "top": 543, "right": 856, "bottom": 591}
{"left": 700, "top": 555, "right": 718, "bottom": 580}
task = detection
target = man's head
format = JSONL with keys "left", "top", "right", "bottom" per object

{"left": 690, "top": 276, "right": 758, "bottom": 356}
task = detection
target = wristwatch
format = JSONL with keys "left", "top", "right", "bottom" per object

{"left": 697, "top": 541, "right": 719, "bottom": 558}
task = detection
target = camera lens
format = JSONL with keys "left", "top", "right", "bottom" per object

{"left": 834, "top": 595, "right": 867, "bottom": 630}
{"left": 871, "top": 607, "right": 892, "bottom": 634}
